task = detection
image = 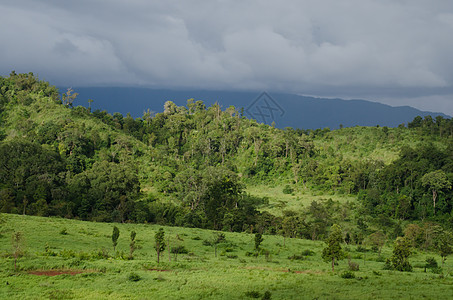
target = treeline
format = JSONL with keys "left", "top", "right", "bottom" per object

{"left": 1, "top": 72, "right": 453, "bottom": 237}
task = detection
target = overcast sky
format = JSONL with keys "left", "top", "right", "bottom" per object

{"left": 1, "top": 0, "right": 453, "bottom": 115}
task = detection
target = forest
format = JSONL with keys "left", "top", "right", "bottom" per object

{"left": 1, "top": 71, "right": 453, "bottom": 249}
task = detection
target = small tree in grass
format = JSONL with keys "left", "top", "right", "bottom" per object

{"left": 212, "top": 232, "right": 225, "bottom": 257}
{"left": 436, "top": 232, "right": 452, "bottom": 266}
{"left": 155, "top": 228, "right": 166, "bottom": 263}
{"left": 11, "top": 231, "right": 24, "bottom": 271}
{"left": 254, "top": 233, "right": 263, "bottom": 251}
{"left": 129, "top": 231, "right": 137, "bottom": 259}
{"left": 390, "top": 237, "right": 412, "bottom": 272}
{"left": 322, "top": 224, "right": 345, "bottom": 272}
{"left": 112, "top": 226, "right": 120, "bottom": 252}
{"left": 368, "top": 231, "right": 386, "bottom": 257}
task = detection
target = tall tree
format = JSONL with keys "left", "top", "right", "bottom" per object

{"left": 322, "top": 224, "right": 345, "bottom": 271}
{"left": 112, "top": 226, "right": 120, "bottom": 252}
{"left": 421, "top": 170, "right": 451, "bottom": 215}
{"left": 154, "top": 228, "right": 166, "bottom": 264}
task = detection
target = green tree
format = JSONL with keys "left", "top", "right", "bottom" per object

{"left": 155, "top": 228, "right": 166, "bottom": 263}
{"left": 436, "top": 232, "right": 452, "bottom": 266}
{"left": 129, "top": 230, "right": 137, "bottom": 259}
{"left": 112, "top": 226, "right": 120, "bottom": 252}
{"left": 212, "top": 232, "right": 226, "bottom": 258}
{"left": 421, "top": 170, "right": 451, "bottom": 215}
{"left": 322, "top": 224, "right": 345, "bottom": 271}
{"left": 254, "top": 233, "right": 264, "bottom": 250}
{"left": 368, "top": 231, "right": 386, "bottom": 257}
{"left": 11, "top": 231, "right": 24, "bottom": 271}
{"left": 61, "top": 87, "right": 78, "bottom": 107}
{"left": 390, "top": 237, "right": 412, "bottom": 271}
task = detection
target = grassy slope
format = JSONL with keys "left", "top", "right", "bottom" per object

{"left": 1, "top": 214, "right": 452, "bottom": 299}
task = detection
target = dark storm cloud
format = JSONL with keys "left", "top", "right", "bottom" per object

{"left": 1, "top": 0, "right": 453, "bottom": 114}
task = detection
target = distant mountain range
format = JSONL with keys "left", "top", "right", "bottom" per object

{"left": 71, "top": 87, "right": 449, "bottom": 129}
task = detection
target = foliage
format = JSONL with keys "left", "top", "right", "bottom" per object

{"left": 322, "top": 224, "right": 345, "bottom": 271}
{"left": 340, "top": 271, "right": 356, "bottom": 279}
{"left": 127, "top": 272, "right": 141, "bottom": 282}
{"left": 254, "top": 233, "right": 263, "bottom": 250}
{"left": 367, "top": 231, "right": 386, "bottom": 256}
{"left": 2, "top": 72, "right": 453, "bottom": 248}
{"left": 11, "top": 231, "right": 24, "bottom": 271}
{"left": 154, "top": 228, "right": 166, "bottom": 263}
{"left": 390, "top": 237, "right": 412, "bottom": 272}
{"left": 129, "top": 230, "right": 137, "bottom": 259}
{"left": 112, "top": 226, "right": 120, "bottom": 252}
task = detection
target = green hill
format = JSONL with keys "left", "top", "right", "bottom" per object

{"left": 1, "top": 71, "right": 453, "bottom": 239}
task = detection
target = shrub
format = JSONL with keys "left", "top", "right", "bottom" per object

{"left": 59, "top": 228, "right": 68, "bottom": 235}
{"left": 348, "top": 261, "right": 360, "bottom": 271}
{"left": 262, "top": 291, "right": 272, "bottom": 300}
{"left": 301, "top": 249, "right": 315, "bottom": 256}
{"left": 245, "top": 291, "right": 261, "bottom": 298}
{"left": 425, "top": 257, "right": 438, "bottom": 270}
{"left": 288, "top": 254, "right": 305, "bottom": 261}
{"left": 282, "top": 185, "right": 294, "bottom": 194}
{"left": 372, "top": 270, "right": 382, "bottom": 276}
{"left": 170, "top": 245, "right": 189, "bottom": 254}
{"left": 340, "top": 271, "right": 355, "bottom": 279}
{"left": 383, "top": 258, "right": 393, "bottom": 270}
{"left": 356, "top": 245, "right": 368, "bottom": 252}
{"left": 128, "top": 272, "right": 141, "bottom": 282}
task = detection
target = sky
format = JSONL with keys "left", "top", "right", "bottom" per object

{"left": 1, "top": 0, "right": 453, "bottom": 115}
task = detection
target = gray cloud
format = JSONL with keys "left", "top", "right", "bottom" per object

{"left": 1, "top": 0, "right": 453, "bottom": 114}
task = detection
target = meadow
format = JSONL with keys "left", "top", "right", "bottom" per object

{"left": 1, "top": 213, "right": 452, "bottom": 299}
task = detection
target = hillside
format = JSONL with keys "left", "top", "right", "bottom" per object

{"left": 1, "top": 72, "right": 453, "bottom": 241}
{"left": 71, "top": 87, "right": 449, "bottom": 129}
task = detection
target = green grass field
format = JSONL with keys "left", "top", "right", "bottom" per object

{"left": 1, "top": 213, "right": 452, "bottom": 299}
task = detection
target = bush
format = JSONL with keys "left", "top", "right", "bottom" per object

{"left": 340, "top": 271, "right": 356, "bottom": 279}
{"left": 245, "top": 291, "right": 261, "bottom": 298}
{"left": 262, "top": 291, "right": 272, "bottom": 300}
{"left": 301, "top": 249, "right": 315, "bottom": 256}
{"left": 127, "top": 272, "right": 141, "bottom": 282}
{"left": 425, "top": 257, "right": 438, "bottom": 270}
{"left": 283, "top": 185, "right": 294, "bottom": 194}
{"left": 383, "top": 258, "right": 393, "bottom": 270}
{"left": 288, "top": 254, "right": 305, "bottom": 261}
{"left": 348, "top": 261, "right": 360, "bottom": 271}
{"left": 245, "top": 251, "right": 258, "bottom": 257}
{"left": 170, "top": 245, "right": 189, "bottom": 254}
{"left": 59, "top": 228, "right": 68, "bottom": 235}
{"left": 356, "top": 245, "right": 368, "bottom": 252}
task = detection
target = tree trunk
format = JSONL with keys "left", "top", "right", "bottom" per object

{"left": 331, "top": 258, "right": 335, "bottom": 272}
{"left": 433, "top": 190, "right": 437, "bottom": 215}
